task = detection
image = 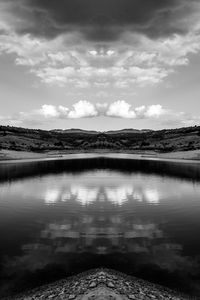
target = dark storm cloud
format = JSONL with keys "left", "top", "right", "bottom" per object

{"left": 3, "top": 0, "right": 199, "bottom": 40}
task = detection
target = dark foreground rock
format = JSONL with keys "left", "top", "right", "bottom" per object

{"left": 9, "top": 269, "right": 190, "bottom": 300}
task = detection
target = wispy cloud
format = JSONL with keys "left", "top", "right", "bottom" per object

{"left": 0, "top": 13, "right": 200, "bottom": 89}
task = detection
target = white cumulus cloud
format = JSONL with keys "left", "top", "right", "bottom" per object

{"left": 39, "top": 105, "right": 69, "bottom": 118}
{"left": 37, "top": 101, "right": 98, "bottom": 119}
{"left": 68, "top": 101, "right": 98, "bottom": 119}
{"left": 106, "top": 101, "right": 167, "bottom": 119}
{"left": 106, "top": 101, "right": 136, "bottom": 118}
{"left": 1, "top": 101, "right": 200, "bottom": 128}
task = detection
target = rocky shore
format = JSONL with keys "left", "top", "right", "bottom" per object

{"left": 8, "top": 269, "right": 190, "bottom": 300}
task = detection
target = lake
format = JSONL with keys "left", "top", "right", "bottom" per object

{"left": 0, "top": 154, "right": 200, "bottom": 297}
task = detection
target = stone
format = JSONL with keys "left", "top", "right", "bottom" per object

{"left": 14, "top": 269, "right": 188, "bottom": 300}
{"left": 128, "top": 295, "right": 136, "bottom": 299}
{"left": 68, "top": 295, "right": 76, "bottom": 299}
{"left": 89, "top": 281, "right": 97, "bottom": 288}
{"left": 107, "top": 282, "right": 115, "bottom": 288}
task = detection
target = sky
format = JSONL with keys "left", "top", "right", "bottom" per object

{"left": 0, "top": 0, "right": 200, "bottom": 131}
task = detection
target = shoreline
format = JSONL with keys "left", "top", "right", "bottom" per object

{"left": 6, "top": 268, "right": 189, "bottom": 300}
{"left": 1, "top": 149, "right": 200, "bottom": 164}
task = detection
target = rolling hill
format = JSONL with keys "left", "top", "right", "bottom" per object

{"left": 0, "top": 125, "right": 200, "bottom": 153}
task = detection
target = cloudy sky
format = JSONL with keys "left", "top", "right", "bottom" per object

{"left": 0, "top": 0, "right": 200, "bottom": 130}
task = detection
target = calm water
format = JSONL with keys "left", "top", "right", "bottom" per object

{"left": 1, "top": 155, "right": 200, "bottom": 297}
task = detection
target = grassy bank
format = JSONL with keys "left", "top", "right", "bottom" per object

{"left": 1, "top": 149, "right": 200, "bottom": 162}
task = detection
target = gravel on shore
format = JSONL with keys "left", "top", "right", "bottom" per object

{"left": 8, "top": 269, "right": 191, "bottom": 300}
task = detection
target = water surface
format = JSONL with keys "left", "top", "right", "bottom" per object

{"left": 0, "top": 155, "right": 200, "bottom": 297}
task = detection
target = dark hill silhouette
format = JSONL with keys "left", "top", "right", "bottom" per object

{"left": 0, "top": 125, "right": 200, "bottom": 152}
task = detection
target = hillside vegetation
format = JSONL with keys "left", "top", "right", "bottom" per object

{"left": 0, "top": 125, "right": 200, "bottom": 153}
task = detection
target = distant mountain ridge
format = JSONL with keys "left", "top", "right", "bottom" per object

{"left": 51, "top": 128, "right": 153, "bottom": 134}
{"left": 0, "top": 125, "right": 200, "bottom": 152}
{"left": 51, "top": 128, "right": 100, "bottom": 134}
{"left": 106, "top": 128, "right": 153, "bottom": 134}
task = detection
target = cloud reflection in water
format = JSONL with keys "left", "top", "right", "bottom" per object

{"left": 44, "top": 185, "right": 161, "bottom": 205}
{"left": 1, "top": 170, "right": 200, "bottom": 296}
